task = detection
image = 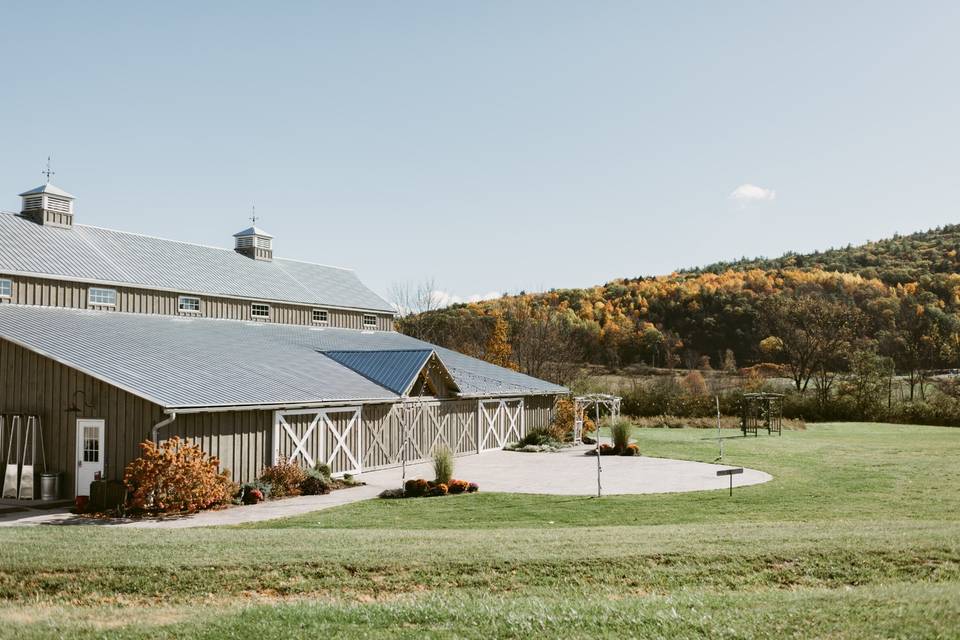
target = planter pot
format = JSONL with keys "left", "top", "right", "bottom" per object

{"left": 74, "top": 495, "right": 89, "bottom": 511}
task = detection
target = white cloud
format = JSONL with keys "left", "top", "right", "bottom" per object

{"left": 431, "top": 290, "right": 501, "bottom": 308}
{"left": 729, "top": 183, "right": 776, "bottom": 203}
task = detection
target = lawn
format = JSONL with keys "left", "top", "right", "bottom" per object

{"left": 0, "top": 422, "right": 958, "bottom": 638}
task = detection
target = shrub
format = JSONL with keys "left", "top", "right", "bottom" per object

{"left": 379, "top": 487, "right": 405, "bottom": 499}
{"left": 516, "top": 426, "right": 554, "bottom": 447}
{"left": 622, "top": 443, "right": 640, "bottom": 457}
{"left": 404, "top": 478, "right": 430, "bottom": 497}
{"left": 238, "top": 481, "right": 271, "bottom": 504}
{"left": 448, "top": 479, "right": 470, "bottom": 494}
{"left": 258, "top": 457, "right": 307, "bottom": 498}
{"left": 466, "top": 482, "right": 479, "bottom": 493}
{"left": 608, "top": 418, "right": 633, "bottom": 452}
{"left": 124, "top": 437, "right": 235, "bottom": 514}
{"left": 314, "top": 462, "right": 332, "bottom": 480}
{"left": 432, "top": 446, "right": 454, "bottom": 485}
{"left": 300, "top": 470, "right": 331, "bottom": 496}
{"left": 586, "top": 443, "right": 617, "bottom": 456}
{"left": 427, "top": 483, "right": 449, "bottom": 497}
{"left": 683, "top": 370, "right": 708, "bottom": 396}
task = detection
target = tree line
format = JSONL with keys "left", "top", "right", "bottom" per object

{"left": 395, "top": 224, "right": 960, "bottom": 422}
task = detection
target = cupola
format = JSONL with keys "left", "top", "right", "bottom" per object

{"left": 233, "top": 226, "right": 273, "bottom": 261}
{"left": 19, "top": 183, "right": 75, "bottom": 229}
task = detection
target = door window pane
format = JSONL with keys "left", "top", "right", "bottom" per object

{"left": 83, "top": 426, "right": 99, "bottom": 462}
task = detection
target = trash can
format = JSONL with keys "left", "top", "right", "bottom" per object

{"left": 40, "top": 473, "right": 60, "bottom": 501}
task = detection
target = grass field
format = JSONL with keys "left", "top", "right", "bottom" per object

{"left": 0, "top": 422, "right": 958, "bottom": 638}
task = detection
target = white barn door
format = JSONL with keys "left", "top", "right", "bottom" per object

{"left": 273, "top": 407, "right": 363, "bottom": 476}
{"left": 478, "top": 399, "right": 524, "bottom": 451}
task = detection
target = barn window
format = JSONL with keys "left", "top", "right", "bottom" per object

{"left": 363, "top": 314, "right": 377, "bottom": 328}
{"left": 178, "top": 296, "right": 201, "bottom": 313}
{"left": 0, "top": 279, "right": 10, "bottom": 298}
{"left": 312, "top": 309, "right": 329, "bottom": 324}
{"left": 88, "top": 287, "right": 117, "bottom": 307}
{"left": 251, "top": 303, "right": 271, "bottom": 319}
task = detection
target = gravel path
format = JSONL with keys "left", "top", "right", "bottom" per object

{"left": 0, "top": 446, "right": 771, "bottom": 528}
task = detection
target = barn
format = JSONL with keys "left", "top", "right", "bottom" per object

{"left": 0, "top": 180, "right": 565, "bottom": 499}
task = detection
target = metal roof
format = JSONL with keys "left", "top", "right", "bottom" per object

{"left": 0, "top": 305, "right": 567, "bottom": 409}
{"left": 233, "top": 226, "right": 273, "bottom": 238}
{"left": 0, "top": 213, "right": 394, "bottom": 312}
{"left": 18, "top": 183, "right": 75, "bottom": 198}
{"left": 324, "top": 349, "right": 434, "bottom": 395}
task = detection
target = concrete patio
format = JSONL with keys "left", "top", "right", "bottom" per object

{"left": 0, "top": 446, "right": 771, "bottom": 528}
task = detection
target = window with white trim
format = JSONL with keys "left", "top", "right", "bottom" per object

{"left": 312, "top": 309, "right": 329, "bottom": 324}
{"left": 178, "top": 296, "right": 201, "bottom": 313}
{"left": 88, "top": 287, "right": 117, "bottom": 307}
{"left": 0, "top": 279, "right": 11, "bottom": 299}
{"left": 363, "top": 314, "right": 377, "bottom": 328}
{"left": 251, "top": 303, "right": 270, "bottom": 319}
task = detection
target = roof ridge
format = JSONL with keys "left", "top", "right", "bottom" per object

{"left": 75, "top": 221, "right": 358, "bottom": 272}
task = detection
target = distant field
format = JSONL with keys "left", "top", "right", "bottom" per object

{"left": 0, "top": 423, "right": 957, "bottom": 638}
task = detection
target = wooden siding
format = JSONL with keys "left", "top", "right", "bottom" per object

{"left": 0, "top": 338, "right": 163, "bottom": 497}
{"left": 0, "top": 274, "right": 395, "bottom": 331}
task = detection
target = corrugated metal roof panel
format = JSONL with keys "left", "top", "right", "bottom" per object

{"left": 0, "top": 306, "right": 567, "bottom": 408}
{"left": 324, "top": 350, "right": 433, "bottom": 395}
{"left": 0, "top": 213, "right": 394, "bottom": 312}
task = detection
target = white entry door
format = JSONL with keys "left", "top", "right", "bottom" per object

{"left": 76, "top": 419, "right": 104, "bottom": 497}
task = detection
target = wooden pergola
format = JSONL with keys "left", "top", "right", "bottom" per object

{"left": 740, "top": 392, "right": 784, "bottom": 437}
{"left": 573, "top": 393, "right": 621, "bottom": 445}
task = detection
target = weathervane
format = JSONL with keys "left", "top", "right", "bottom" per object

{"left": 250, "top": 205, "right": 258, "bottom": 225}
{"left": 42, "top": 156, "right": 55, "bottom": 183}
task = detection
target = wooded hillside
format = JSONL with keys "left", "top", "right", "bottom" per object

{"left": 399, "top": 224, "right": 960, "bottom": 400}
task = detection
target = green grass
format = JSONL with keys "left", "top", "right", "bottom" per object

{"left": 0, "top": 422, "right": 958, "bottom": 638}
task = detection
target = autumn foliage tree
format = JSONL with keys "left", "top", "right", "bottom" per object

{"left": 124, "top": 437, "right": 235, "bottom": 514}
{"left": 483, "top": 312, "right": 515, "bottom": 369}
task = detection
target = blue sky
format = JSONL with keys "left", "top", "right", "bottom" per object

{"left": 1, "top": 2, "right": 958, "bottom": 304}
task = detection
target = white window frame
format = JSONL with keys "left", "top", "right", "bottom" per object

{"left": 0, "top": 278, "right": 11, "bottom": 299}
{"left": 88, "top": 287, "right": 117, "bottom": 307}
{"left": 178, "top": 296, "right": 201, "bottom": 314}
{"left": 251, "top": 302, "right": 271, "bottom": 319}
{"left": 363, "top": 314, "right": 377, "bottom": 328}
{"left": 312, "top": 308, "right": 329, "bottom": 325}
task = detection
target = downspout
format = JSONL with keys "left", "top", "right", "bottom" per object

{"left": 151, "top": 412, "right": 177, "bottom": 443}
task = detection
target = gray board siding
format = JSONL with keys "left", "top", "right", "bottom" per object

{"left": 0, "top": 274, "right": 394, "bottom": 331}
{"left": 0, "top": 305, "right": 568, "bottom": 410}
{"left": 0, "top": 212, "right": 394, "bottom": 312}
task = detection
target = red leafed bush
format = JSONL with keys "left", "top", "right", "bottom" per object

{"left": 405, "top": 478, "right": 430, "bottom": 497}
{"left": 448, "top": 479, "right": 470, "bottom": 494}
{"left": 258, "top": 457, "right": 307, "bottom": 498}
{"left": 124, "top": 437, "right": 235, "bottom": 514}
{"left": 427, "top": 483, "right": 448, "bottom": 497}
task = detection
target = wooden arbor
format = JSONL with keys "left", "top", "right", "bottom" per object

{"left": 573, "top": 394, "right": 621, "bottom": 445}
{"left": 740, "top": 393, "right": 784, "bottom": 437}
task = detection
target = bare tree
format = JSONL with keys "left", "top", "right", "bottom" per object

{"left": 502, "top": 298, "right": 582, "bottom": 385}
{"left": 388, "top": 277, "right": 441, "bottom": 317}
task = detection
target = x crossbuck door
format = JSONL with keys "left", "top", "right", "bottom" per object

{"left": 478, "top": 398, "right": 524, "bottom": 451}
{"left": 273, "top": 407, "right": 363, "bottom": 476}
